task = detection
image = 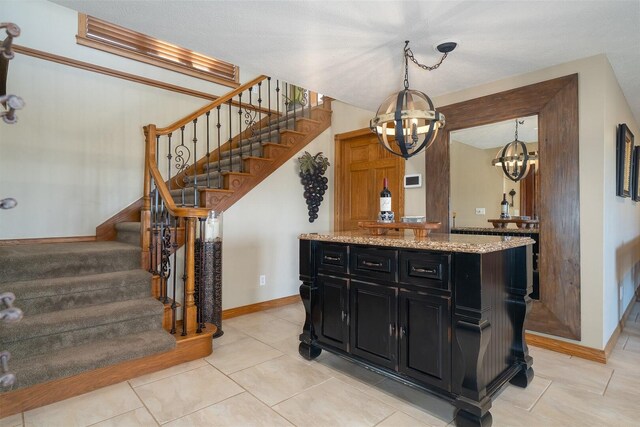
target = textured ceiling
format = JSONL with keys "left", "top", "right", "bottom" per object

{"left": 451, "top": 115, "right": 538, "bottom": 150}
{"left": 54, "top": 0, "right": 640, "bottom": 122}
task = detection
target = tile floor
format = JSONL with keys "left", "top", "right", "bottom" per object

{"left": 3, "top": 301, "right": 640, "bottom": 427}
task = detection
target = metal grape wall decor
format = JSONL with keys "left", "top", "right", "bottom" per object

{"left": 298, "top": 152, "right": 330, "bottom": 223}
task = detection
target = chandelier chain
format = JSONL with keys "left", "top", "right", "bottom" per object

{"left": 403, "top": 41, "right": 449, "bottom": 89}
{"left": 514, "top": 119, "right": 524, "bottom": 141}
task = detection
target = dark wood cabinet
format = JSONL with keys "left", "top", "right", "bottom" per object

{"left": 316, "top": 275, "right": 349, "bottom": 351}
{"left": 350, "top": 279, "right": 397, "bottom": 369}
{"left": 299, "top": 237, "right": 534, "bottom": 427}
{"left": 399, "top": 289, "right": 451, "bottom": 391}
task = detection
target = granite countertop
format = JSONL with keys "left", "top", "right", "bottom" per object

{"left": 299, "top": 231, "right": 535, "bottom": 254}
{"left": 452, "top": 226, "right": 540, "bottom": 234}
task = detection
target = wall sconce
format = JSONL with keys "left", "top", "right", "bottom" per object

{"left": 370, "top": 40, "right": 456, "bottom": 159}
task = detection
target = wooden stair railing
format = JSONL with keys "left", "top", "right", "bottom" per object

{"left": 143, "top": 74, "right": 331, "bottom": 337}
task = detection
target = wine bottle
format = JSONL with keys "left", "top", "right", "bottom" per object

{"left": 500, "top": 193, "right": 509, "bottom": 218}
{"left": 379, "top": 177, "right": 393, "bottom": 222}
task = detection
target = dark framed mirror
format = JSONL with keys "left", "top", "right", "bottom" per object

{"left": 425, "top": 74, "right": 580, "bottom": 340}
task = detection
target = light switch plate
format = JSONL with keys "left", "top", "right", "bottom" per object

{"left": 475, "top": 208, "right": 486, "bottom": 215}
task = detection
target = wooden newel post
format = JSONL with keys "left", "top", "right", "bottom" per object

{"left": 141, "top": 124, "right": 156, "bottom": 271}
{"left": 183, "top": 217, "right": 198, "bottom": 334}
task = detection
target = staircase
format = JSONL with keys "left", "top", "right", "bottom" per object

{"left": 0, "top": 75, "right": 330, "bottom": 416}
{"left": 139, "top": 76, "right": 331, "bottom": 332}
{"left": 152, "top": 86, "right": 332, "bottom": 213}
{"left": 0, "top": 226, "right": 210, "bottom": 416}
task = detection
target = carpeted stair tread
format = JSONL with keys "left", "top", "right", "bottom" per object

{"left": 115, "top": 222, "right": 141, "bottom": 246}
{"left": 0, "top": 241, "right": 140, "bottom": 283}
{"left": 9, "top": 270, "right": 151, "bottom": 315}
{"left": 0, "top": 298, "right": 164, "bottom": 351}
{"left": 8, "top": 329, "right": 176, "bottom": 391}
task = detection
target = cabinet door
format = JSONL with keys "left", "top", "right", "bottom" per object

{"left": 316, "top": 275, "right": 349, "bottom": 351}
{"left": 399, "top": 290, "right": 451, "bottom": 391}
{"left": 350, "top": 280, "right": 397, "bottom": 369}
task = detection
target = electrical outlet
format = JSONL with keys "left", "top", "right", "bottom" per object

{"left": 475, "top": 208, "right": 486, "bottom": 215}
{"left": 619, "top": 286, "right": 623, "bottom": 301}
{"left": 259, "top": 275, "right": 266, "bottom": 287}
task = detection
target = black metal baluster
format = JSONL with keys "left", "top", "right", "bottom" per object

{"left": 170, "top": 215, "right": 178, "bottom": 334}
{"left": 181, "top": 224, "right": 188, "bottom": 336}
{"left": 158, "top": 203, "right": 167, "bottom": 304}
{"left": 268, "top": 77, "right": 272, "bottom": 133}
{"left": 291, "top": 83, "right": 296, "bottom": 128}
{"left": 192, "top": 119, "right": 198, "bottom": 207}
{"left": 167, "top": 133, "right": 173, "bottom": 192}
{"left": 238, "top": 92, "right": 243, "bottom": 172}
{"left": 248, "top": 87, "right": 253, "bottom": 157}
{"left": 228, "top": 99, "right": 232, "bottom": 175}
{"left": 180, "top": 126, "right": 186, "bottom": 206}
{"left": 258, "top": 82, "right": 263, "bottom": 152}
{"left": 275, "top": 80, "right": 280, "bottom": 132}
{"left": 216, "top": 106, "right": 222, "bottom": 188}
{"left": 206, "top": 112, "right": 211, "bottom": 188}
{"left": 149, "top": 175, "right": 155, "bottom": 274}
{"left": 283, "top": 82, "right": 289, "bottom": 133}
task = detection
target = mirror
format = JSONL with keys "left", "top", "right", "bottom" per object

{"left": 449, "top": 115, "right": 539, "bottom": 228}
{"left": 424, "top": 74, "right": 580, "bottom": 341}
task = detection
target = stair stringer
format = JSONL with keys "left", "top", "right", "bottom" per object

{"left": 201, "top": 105, "right": 332, "bottom": 212}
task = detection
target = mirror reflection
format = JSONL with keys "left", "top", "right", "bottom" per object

{"left": 450, "top": 115, "right": 539, "bottom": 228}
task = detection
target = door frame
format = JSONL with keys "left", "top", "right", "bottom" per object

{"left": 334, "top": 128, "right": 405, "bottom": 231}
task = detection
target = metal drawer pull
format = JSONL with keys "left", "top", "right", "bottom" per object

{"left": 400, "top": 326, "right": 407, "bottom": 338}
{"left": 324, "top": 255, "right": 341, "bottom": 262}
{"left": 362, "top": 260, "right": 383, "bottom": 267}
{"left": 341, "top": 310, "right": 346, "bottom": 321}
{"left": 389, "top": 323, "right": 396, "bottom": 336}
{"left": 411, "top": 266, "right": 437, "bottom": 275}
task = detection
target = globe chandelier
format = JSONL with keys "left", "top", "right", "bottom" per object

{"left": 491, "top": 119, "right": 538, "bottom": 182}
{"left": 370, "top": 40, "right": 456, "bottom": 159}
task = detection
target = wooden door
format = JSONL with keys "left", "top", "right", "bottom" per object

{"left": 335, "top": 129, "right": 405, "bottom": 231}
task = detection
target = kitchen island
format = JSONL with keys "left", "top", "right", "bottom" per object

{"left": 298, "top": 231, "right": 535, "bottom": 427}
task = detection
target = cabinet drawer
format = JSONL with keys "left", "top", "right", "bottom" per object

{"left": 317, "top": 243, "right": 348, "bottom": 274}
{"left": 399, "top": 251, "right": 450, "bottom": 290}
{"left": 350, "top": 247, "right": 397, "bottom": 282}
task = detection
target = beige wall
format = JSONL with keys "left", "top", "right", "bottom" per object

{"left": 602, "top": 60, "right": 640, "bottom": 343}
{"left": 0, "top": 0, "right": 258, "bottom": 239}
{"left": 403, "top": 54, "right": 639, "bottom": 349}
{"left": 221, "top": 100, "right": 393, "bottom": 309}
{"left": 450, "top": 141, "right": 523, "bottom": 227}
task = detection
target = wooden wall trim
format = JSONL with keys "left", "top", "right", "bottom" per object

{"left": 426, "top": 74, "right": 581, "bottom": 341}
{"left": 96, "top": 199, "right": 143, "bottom": 241}
{"left": 526, "top": 332, "right": 605, "bottom": 364}
{"left": 222, "top": 295, "right": 300, "bottom": 319}
{"left": 13, "top": 45, "right": 220, "bottom": 102}
{"left": 0, "top": 236, "right": 96, "bottom": 245}
{"left": 604, "top": 290, "right": 639, "bottom": 359}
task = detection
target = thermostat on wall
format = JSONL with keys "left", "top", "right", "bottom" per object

{"left": 404, "top": 174, "right": 422, "bottom": 188}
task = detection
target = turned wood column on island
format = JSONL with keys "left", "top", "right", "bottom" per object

{"left": 298, "top": 231, "right": 535, "bottom": 427}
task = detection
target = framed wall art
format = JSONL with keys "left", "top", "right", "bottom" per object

{"left": 633, "top": 146, "right": 640, "bottom": 202}
{"left": 616, "top": 123, "right": 634, "bottom": 198}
